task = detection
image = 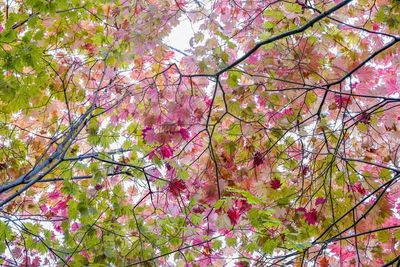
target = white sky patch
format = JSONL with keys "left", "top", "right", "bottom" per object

{"left": 164, "top": 18, "right": 195, "bottom": 53}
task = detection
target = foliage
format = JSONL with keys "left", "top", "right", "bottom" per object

{"left": 0, "top": 0, "right": 399, "bottom": 266}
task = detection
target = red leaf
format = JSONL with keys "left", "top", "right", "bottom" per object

{"left": 315, "top": 197, "right": 326, "bottom": 205}
{"left": 305, "top": 209, "right": 318, "bottom": 225}
{"left": 253, "top": 152, "right": 264, "bottom": 167}
{"left": 94, "top": 184, "right": 103, "bottom": 191}
{"left": 295, "top": 207, "right": 306, "bottom": 214}
{"left": 334, "top": 95, "right": 352, "bottom": 108}
{"left": 48, "top": 191, "right": 61, "bottom": 200}
{"left": 227, "top": 208, "right": 241, "bottom": 225}
{"left": 236, "top": 261, "right": 250, "bottom": 267}
{"left": 168, "top": 179, "right": 186, "bottom": 196}
{"left": 318, "top": 257, "right": 330, "bottom": 267}
{"left": 160, "top": 144, "right": 174, "bottom": 158}
{"left": 235, "top": 199, "right": 251, "bottom": 213}
{"left": 270, "top": 178, "right": 282, "bottom": 189}
{"left": 178, "top": 128, "right": 190, "bottom": 140}
{"left": 351, "top": 182, "right": 366, "bottom": 195}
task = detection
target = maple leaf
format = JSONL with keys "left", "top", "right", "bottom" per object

{"left": 202, "top": 246, "right": 212, "bottom": 256}
{"left": 357, "top": 112, "right": 371, "bottom": 124}
{"left": 227, "top": 208, "right": 241, "bottom": 225}
{"left": 334, "top": 94, "right": 352, "bottom": 108}
{"left": 178, "top": 128, "right": 190, "bottom": 140}
{"left": 235, "top": 199, "right": 252, "bottom": 213}
{"left": 142, "top": 126, "right": 158, "bottom": 143}
{"left": 94, "top": 184, "right": 103, "bottom": 191}
{"left": 235, "top": 261, "right": 250, "bottom": 267}
{"left": 2, "top": 0, "right": 399, "bottom": 264}
{"left": 351, "top": 182, "right": 366, "bottom": 195}
{"left": 168, "top": 179, "right": 186, "bottom": 196}
{"left": 318, "top": 257, "right": 330, "bottom": 267}
{"left": 315, "top": 197, "right": 326, "bottom": 205}
{"left": 70, "top": 222, "right": 80, "bottom": 232}
{"left": 253, "top": 152, "right": 264, "bottom": 167}
{"left": 193, "top": 205, "right": 205, "bottom": 213}
{"left": 48, "top": 190, "right": 61, "bottom": 200}
{"left": 159, "top": 144, "right": 174, "bottom": 158}
{"left": 304, "top": 209, "right": 318, "bottom": 225}
{"left": 270, "top": 178, "right": 282, "bottom": 189}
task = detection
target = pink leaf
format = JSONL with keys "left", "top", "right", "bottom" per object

{"left": 160, "top": 144, "right": 174, "bottom": 158}
{"left": 305, "top": 209, "right": 318, "bottom": 225}
{"left": 179, "top": 128, "right": 190, "bottom": 140}
{"left": 142, "top": 126, "right": 158, "bottom": 143}
{"left": 48, "top": 191, "right": 61, "bottom": 200}
{"left": 315, "top": 197, "right": 326, "bottom": 205}
{"left": 70, "top": 222, "right": 80, "bottom": 232}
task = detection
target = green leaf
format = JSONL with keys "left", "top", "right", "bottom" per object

{"left": 263, "top": 21, "right": 275, "bottom": 29}
{"left": 227, "top": 71, "right": 240, "bottom": 88}
{"left": 263, "top": 9, "right": 284, "bottom": 20}
{"left": 262, "top": 239, "right": 278, "bottom": 254}
{"left": 0, "top": 30, "right": 17, "bottom": 42}
{"left": 269, "top": 94, "right": 281, "bottom": 106}
{"left": 305, "top": 91, "right": 317, "bottom": 107}
{"left": 357, "top": 122, "right": 368, "bottom": 132}
{"left": 284, "top": 2, "right": 303, "bottom": 13}
{"left": 177, "top": 169, "right": 190, "bottom": 180}
{"left": 394, "top": 230, "right": 400, "bottom": 240}
{"left": 226, "top": 237, "right": 236, "bottom": 247}
{"left": 190, "top": 214, "right": 202, "bottom": 226}
{"left": 212, "top": 240, "right": 222, "bottom": 250}
{"left": 226, "top": 187, "right": 263, "bottom": 204}
{"left": 214, "top": 199, "right": 225, "bottom": 209}
{"left": 0, "top": 221, "right": 12, "bottom": 241}
{"left": 377, "top": 231, "right": 391, "bottom": 243}
{"left": 379, "top": 169, "right": 392, "bottom": 181}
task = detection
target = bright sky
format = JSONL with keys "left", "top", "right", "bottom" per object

{"left": 164, "top": 18, "right": 195, "bottom": 53}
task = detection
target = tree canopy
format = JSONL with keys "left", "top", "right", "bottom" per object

{"left": 0, "top": 0, "right": 399, "bottom": 266}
